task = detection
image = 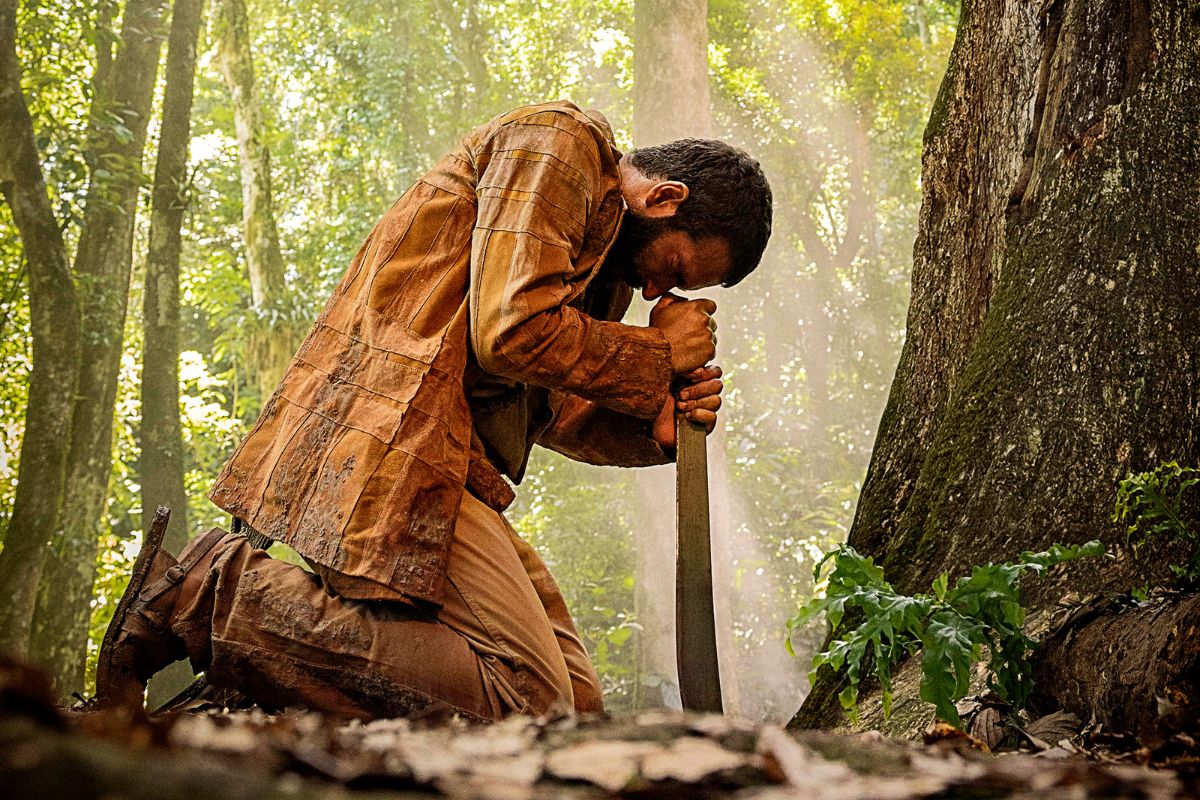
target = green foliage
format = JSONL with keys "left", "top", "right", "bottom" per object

{"left": 3, "top": 0, "right": 958, "bottom": 716}
{"left": 85, "top": 528, "right": 135, "bottom": 692}
{"left": 0, "top": 211, "right": 30, "bottom": 531}
{"left": 786, "top": 541, "right": 1106, "bottom": 727}
{"left": 1114, "top": 462, "right": 1200, "bottom": 584}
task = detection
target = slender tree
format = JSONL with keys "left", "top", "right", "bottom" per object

{"left": 143, "top": 0, "right": 206, "bottom": 558}
{"left": 213, "top": 0, "right": 295, "bottom": 401}
{"left": 432, "top": 0, "right": 492, "bottom": 107}
{"left": 633, "top": 0, "right": 712, "bottom": 146}
{"left": 139, "top": 0, "right": 208, "bottom": 710}
{"left": 795, "top": 0, "right": 1200, "bottom": 731}
{"left": 630, "top": 0, "right": 718, "bottom": 710}
{"left": 0, "top": 0, "right": 82, "bottom": 653}
{"left": 28, "top": 0, "right": 170, "bottom": 692}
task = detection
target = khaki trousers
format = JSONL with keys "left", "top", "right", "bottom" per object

{"left": 174, "top": 492, "right": 603, "bottom": 720}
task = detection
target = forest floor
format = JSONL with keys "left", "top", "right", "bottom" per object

{"left": 2, "top": 658, "right": 1197, "bottom": 799}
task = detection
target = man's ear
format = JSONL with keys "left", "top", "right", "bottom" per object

{"left": 643, "top": 180, "right": 688, "bottom": 218}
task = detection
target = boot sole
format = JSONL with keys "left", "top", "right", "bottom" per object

{"left": 95, "top": 506, "right": 172, "bottom": 702}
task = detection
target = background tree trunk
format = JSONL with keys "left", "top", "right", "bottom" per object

{"left": 214, "top": 0, "right": 284, "bottom": 308}
{"left": 143, "top": 0, "right": 205, "bottom": 558}
{"left": 631, "top": 0, "right": 716, "bottom": 710}
{"left": 0, "top": 0, "right": 82, "bottom": 653}
{"left": 213, "top": 0, "right": 294, "bottom": 402}
{"left": 795, "top": 0, "right": 1200, "bottom": 729}
{"left": 140, "top": 0, "right": 207, "bottom": 709}
{"left": 27, "top": 0, "right": 170, "bottom": 694}
{"left": 633, "top": 0, "right": 711, "bottom": 147}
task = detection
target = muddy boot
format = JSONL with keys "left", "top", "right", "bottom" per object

{"left": 94, "top": 509, "right": 236, "bottom": 708}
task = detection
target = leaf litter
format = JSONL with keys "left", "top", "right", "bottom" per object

{"left": 0, "top": 655, "right": 1194, "bottom": 799}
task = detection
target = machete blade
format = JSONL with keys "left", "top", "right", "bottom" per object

{"left": 675, "top": 415, "right": 723, "bottom": 713}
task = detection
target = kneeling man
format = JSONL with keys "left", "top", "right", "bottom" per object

{"left": 97, "top": 101, "right": 772, "bottom": 720}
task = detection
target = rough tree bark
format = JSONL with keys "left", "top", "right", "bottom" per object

{"left": 143, "top": 0, "right": 205, "bottom": 558}
{"left": 0, "top": 0, "right": 83, "bottom": 653}
{"left": 213, "top": 0, "right": 295, "bottom": 401}
{"left": 794, "top": 0, "right": 1200, "bottom": 731}
{"left": 1031, "top": 592, "right": 1200, "bottom": 736}
{"left": 27, "top": 0, "right": 170, "bottom": 693}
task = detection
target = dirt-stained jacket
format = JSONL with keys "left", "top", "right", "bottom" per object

{"left": 209, "top": 102, "right": 674, "bottom": 606}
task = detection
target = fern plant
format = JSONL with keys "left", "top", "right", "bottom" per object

{"left": 786, "top": 541, "right": 1105, "bottom": 728}
{"left": 1114, "top": 461, "right": 1200, "bottom": 584}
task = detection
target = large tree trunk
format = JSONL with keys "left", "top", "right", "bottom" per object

{"left": 213, "top": 0, "right": 294, "bottom": 401}
{"left": 631, "top": 0, "right": 716, "bottom": 710}
{"left": 0, "top": 0, "right": 82, "bottom": 653}
{"left": 27, "top": 0, "right": 170, "bottom": 694}
{"left": 794, "top": 0, "right": 1200, "bottom": 729}
{"left": 143, "top": 0, "right": 205, "bottom": 558}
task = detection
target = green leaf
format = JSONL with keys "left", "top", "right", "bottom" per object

{"left": 838, "top": 682, "right": 860, "bottom": 723}
{"left": 608, "top": 627, "right": 633, "bottom": 647}
{"left": 1017, "top": 540, "right": 1107, "bottom": 570}
{"left": 932, "top": 572, "right": 949, "bottom": 601}
{"left": 919, "top": 611, "right": 981, "bottom": 726}
{"left": 1115, "top": 463, "right": 1199, "bottom": 584}
{"left": 826, "top": 594, "right": 850, "bottom": 630}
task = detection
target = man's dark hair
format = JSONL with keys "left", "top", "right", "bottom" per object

{"left": 628, "top": 139, "right": 772, "bottom": 287}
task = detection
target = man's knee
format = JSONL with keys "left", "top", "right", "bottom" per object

{"left": 523, "top": 672, "right": 576, "bottom": 718}
{"left": 571, "top": 678, "right": 604, "bottom": 714}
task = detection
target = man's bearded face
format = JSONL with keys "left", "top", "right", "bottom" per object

{"left": 609, "top": 210, "right": 670, "bottom": 290}
{"left": 607, "top": 209, "right": 733, "bottom": 301}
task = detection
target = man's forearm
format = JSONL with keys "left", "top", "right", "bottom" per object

{"left": 538, "top": 392, "right": 674, "bottom": 467}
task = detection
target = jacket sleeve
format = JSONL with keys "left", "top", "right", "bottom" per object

{"left": 537, "top": 392, "right": 674, "bottom": 467}
{"left": 469, "top": 112, "right": 672, "bottom": 420}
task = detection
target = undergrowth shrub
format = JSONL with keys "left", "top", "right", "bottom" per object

{"left": 786, "top": 541, "right": 1106, "bottom": 727}
{"left": 1114, "top": 461, "right": 1200, "bottom": 586}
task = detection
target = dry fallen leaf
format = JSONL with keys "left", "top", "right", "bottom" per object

{"left": 923, "top": 721, "right": 989, "bottom": 754}
{"left": 1024, "top": 709, "right": 1082, "bottom": 745}
{"left": 640, "top": 736, "right": 749, "bottom": 782}
{"left": 545, "top": 739, "right": 662, "bottom": 791}
{"left": 968, "top": 706, "right": 1003, "bottom": 751}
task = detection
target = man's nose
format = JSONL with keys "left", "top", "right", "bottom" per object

{"left": 642, "top": 281, "right": 666, "bottom": 301}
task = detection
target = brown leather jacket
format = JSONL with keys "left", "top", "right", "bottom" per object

{"left": 209, "top": 102, "right": 673, "bottom": 605}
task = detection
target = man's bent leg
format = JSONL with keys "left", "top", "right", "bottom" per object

{"left": 170, "top": 493, "right": 575, "bottom": 719}
{"left": 434, "top": 492, "right": 577, "bottom": 717}
{"left": 502, "top": 524, "right": 604, "bottom": 713}
{"left": 174, "top": 539, "right": 526, "bottom": 719}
